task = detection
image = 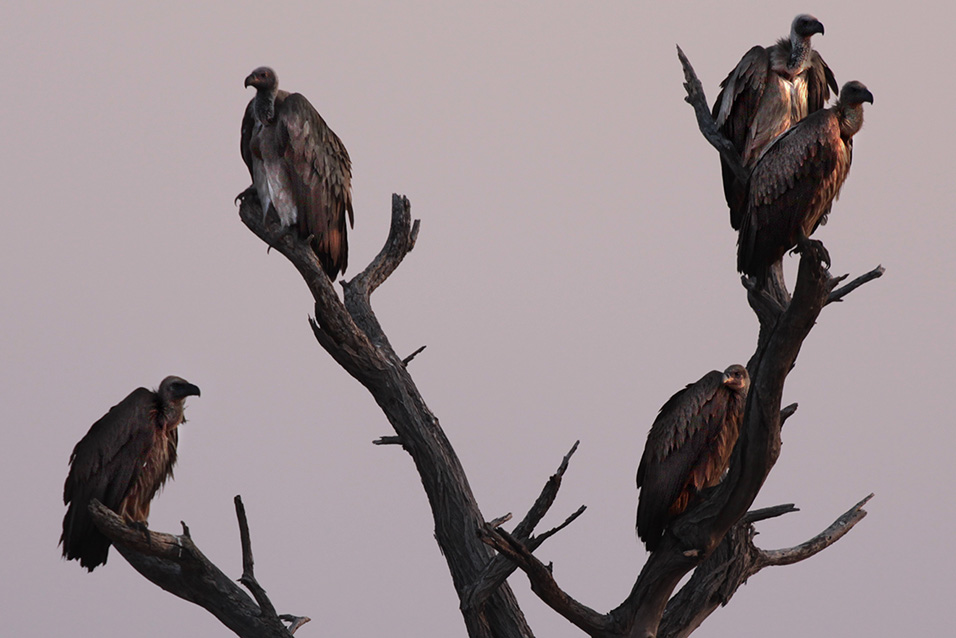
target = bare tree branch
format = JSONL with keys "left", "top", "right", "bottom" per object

{"left": 402, "top": 345, "right": 427, "bottom": 366}
{"left": 758, "top": 493, "right": 873, "bottom": 567}
{"left": 658, "top": 495, "right": 872, "bottom": 638}
{"left": 676, "top": 44, "right": 748, "bottom": 183}
{"left": 742, "top": 503, "right": 798, "bottom": 524}
{"left": 479, "top": 525, "right": 614, "bottom": 637}
{"left": 239, "top": 193, "right": 534, "bottom": 638}
{"left": 235, "top": 496, "right": 280, "bottom": 624}
{"left": 827, "top": 266, "right": 885, "bottom": 305}
{"left": 89, "top": 499, "right": 303, "bottom": 638}
{"left": 464, "top": 442, "right": 584, "bottom": 612}
{"left": 475, "top": 49, "right": 879, "bottom": 638}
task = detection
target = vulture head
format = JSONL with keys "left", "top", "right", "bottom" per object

{"left": 158, "top": 376, "right": 201, "bottom": 404}
{"left": 721, "top": 364, "right": 750, "bottom": 394}
{"left": 839, "top": 81, "right": 874, "bottom": 106}
{"left": 792, "top": 14, "right": 825, "bottom": 39}
{"left": 244, "top": 66, "right": 278, "bottom": 93}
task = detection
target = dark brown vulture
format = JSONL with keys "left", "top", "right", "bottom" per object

{"left": 636, "top": 365, "right": 749, "bottom": 551}
{"left": 737, "top": 81, "right": 873, "bottom": 282}
{"left": 241, "top": 66, "right": 354, "bottom": 279}
{"left": 60, "top": 376, "right": 200, "bottom": 571}
{"left": 713, "top": 14, "right": 838, "bottom": 229}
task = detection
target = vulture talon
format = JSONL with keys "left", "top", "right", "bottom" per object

{"left": 795, "top": 235, "right": 831, "bottom": 269}
{"left": 128, "top": 520, "right": 152, "bottom": 547}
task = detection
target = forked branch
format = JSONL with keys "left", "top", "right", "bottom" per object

{"left": 89, "top": 498, "right": 306, "bottom": 638}
{"left": 239, "top": 193, "right": 535, "bottom": 638}
{"left": 658, "top": 495, "right": 872, "bottom": 638}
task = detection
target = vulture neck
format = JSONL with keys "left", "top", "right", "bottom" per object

{"left": 160, "top": 399, "right": 187, "bottom": 430}
{"left": 777, "top": 35, "right": 813, "bottom": 77}
{"left": 253, "top": 88, "right": 278, "bottom": 124}
{"left": 837, "top": 103, "right": 865, "bottom": 140}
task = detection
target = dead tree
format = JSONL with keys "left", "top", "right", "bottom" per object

{"left": 89, "top": 48, "right": 880, "bottom": 638}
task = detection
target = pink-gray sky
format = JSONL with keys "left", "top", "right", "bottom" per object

{"left": 3, "top": 2, "right": 953, "bottom": 636}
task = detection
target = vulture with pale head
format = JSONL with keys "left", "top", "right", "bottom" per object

{"left": 737, "top": 81, "right": 873, "bottom": 282}
{"left": 241, "top": 66, "right": 354, "bottom": 279}
{"left": 713, "top": 14, "right": 838, "bottom": 229}
{"left": 60, "top": 376, "right": 200, "bottom": 571}
{"left": 637, "top": 365, "right": 749, "bottom": 551}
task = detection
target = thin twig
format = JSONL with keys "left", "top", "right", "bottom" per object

{"left": 759, "top": 494, "right": 873, "bottom": 567}
{"left": 533, "top": 505, "right": 587, "bottom": 544}
{"left": 677, "top": 45, "right": 748, "bottom": 183}
{"left": 742, "top": 504, "right": 798, "bottom": 525}
{"left": 402, "top": 345, "right": 427, "bottom": 366}
{"left": 463, "top": 442, "right": 584, "bottom": 612}
{"left": 826, "top": 266, "right": 885, "bottom": 304}
{"left": 235, "top": 496, "right": 279, "bottom": 622}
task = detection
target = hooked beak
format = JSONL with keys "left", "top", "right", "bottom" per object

{"left": 178, "top": 383, "right": 201, "bottom": 399}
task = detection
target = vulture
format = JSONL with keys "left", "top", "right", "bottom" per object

{"left": 737, "top": 81, "right": 873, "bottom": 282}
{"left": 60, "top": 376, "right": 200, "bottom": 571}
{"left": 241, "top": 66, "right": 354, "bottom": 279}
{"left": 636, "top": 365, "right": 749, "bottom": 551}
{"left": 713, "top": 14, "right": 838, "bottom": 229}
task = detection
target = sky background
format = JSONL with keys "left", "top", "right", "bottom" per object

{"left": 2, "top": 2, "right": 953, "bottom": 636}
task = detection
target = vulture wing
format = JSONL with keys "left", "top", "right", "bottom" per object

{"left": 61, "top": 388, "right": 158, "bottom": 570}
{"left": 712, "top": 46, "right": 772, "bottom": 230}
{"left": 737, "top": 109, "right": 849, "bottom": 277}
{"left": 240, "top": 99, "right": 256, "bottom": 181}
{"left": 805, "top": 51, "right": 839, "bottom": 113}
{"left": 637, "top": 371, "right": 732, "bottom": 550}
{"left": 274, "top": 93, "right": 354, "bottom": 279}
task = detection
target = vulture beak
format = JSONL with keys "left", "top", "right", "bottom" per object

{"left": 794, "top": 15, "right": 825, "bottom": 38}
{"left": 244, "top": 74, "right": 255, "bottom": 88}
{"left": 177, "top": 383, "right": 202, "bottom": 399}
{"left": 862, "top": 89, "right": 874, "bottom": 105}
{"left": 721, "top": 372, "right": 733, "bottom": 385}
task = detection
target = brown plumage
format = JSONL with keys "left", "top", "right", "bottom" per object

{"left": 241, "top": 66, "right": 354, "bottom": 280}
{"left": 636, "top": 365, "right": 749, "bottom": 551}
{"left": 713, "top": 14, "right": 837, "bottom": 229}
{"left": 737, "top": 81, "right": 873, "bottom": 281}
{"left": 60, "top": 376, "right": 200, "bottom": 571}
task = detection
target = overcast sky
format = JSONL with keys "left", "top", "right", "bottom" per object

{"left": 2, "top": 2, "right": 953, "bottom": 636}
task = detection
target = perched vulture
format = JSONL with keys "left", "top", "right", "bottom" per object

{"left": 60, "top": 376, "right": 200, "bottom": 571}
{"left": 241, "top": 66, "right": 354, "bottom": 280}
{"left": 737, "top": 81, "right": 873, "bottom": 282}
{"left": 713, "top": 14, "right": 838, "bottom": 229}
{"left": 636, "top": 365, "right": 749, "bottom": 551}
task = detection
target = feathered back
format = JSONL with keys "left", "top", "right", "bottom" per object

{"left": 636, "top": 366, "right": 748, "bottom": 551}
{"left": 61, "top": 388, "right": 159, "bottom": 570}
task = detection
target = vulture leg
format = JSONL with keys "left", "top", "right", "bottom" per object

{"left": 792, "top": 230, "right": 831, "bottom": 269}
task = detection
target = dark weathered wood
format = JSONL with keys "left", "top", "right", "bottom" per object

{"left": 828, "top": 266, "right": 885, "bottom": 305}
{"left": 676, "top": 45, "right": 748, "bottom": 184}
{"left": 658, "top": 495, "right": 872, "bottom": 638}
{"left": 465, "top": 442, "right": 585, "bottom": 612}
{"left": 239, "top": 193, "right": 534, "bottom": 638}
{"left": 469, "top": 49, "right": 880, "bottom": 638}
{"left": 88, "top": 499, "right": 304, "bottom": 638}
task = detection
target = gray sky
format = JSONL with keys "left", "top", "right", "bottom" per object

{"left": 2, "top": 2, "right": 952, "bottom": 636}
